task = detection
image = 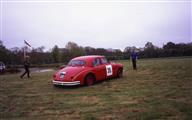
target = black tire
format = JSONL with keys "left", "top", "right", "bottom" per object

{"left": 53, "top": 84, "right": 59, "bottom": 87}
{"left": 85, "top": 74, "right": 95, "bottom": 86}
{"left": 117, "top": 69, "right": 123, "bottom": 78}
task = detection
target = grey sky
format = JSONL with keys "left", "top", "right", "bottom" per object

{"left": 0, "top": 0, "right": 191, "bottom": 51}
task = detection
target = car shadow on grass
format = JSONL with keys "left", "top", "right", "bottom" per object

{"left": 53, "top": 84, "right": 82, "bottom": 89}
{"left": 53, "top": 77, "right": 124, "bottom": 89}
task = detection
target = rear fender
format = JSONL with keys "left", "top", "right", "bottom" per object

{"left": 72, "top": 69, "right": 93, "bottom": 85}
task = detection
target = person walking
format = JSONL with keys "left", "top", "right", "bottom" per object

{"left": 20, "top": 56, "right": 30, "bottom": 78}
{"left": 130, "top": 50, "right": 138, "bottom": 70}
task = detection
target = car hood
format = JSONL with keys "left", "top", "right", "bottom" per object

{"left": 55, "top": 66, "right": 86, "bottom": 81}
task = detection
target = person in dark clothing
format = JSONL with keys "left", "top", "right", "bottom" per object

{"left": 130, "top": 51, "right": 138, "bottom": 70}
{"left": 20, "top": 56, "right": 30, "bottom": 78}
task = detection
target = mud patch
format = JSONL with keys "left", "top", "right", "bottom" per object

{"left": 81, "top": 96, "right": 100, "bottom": 105}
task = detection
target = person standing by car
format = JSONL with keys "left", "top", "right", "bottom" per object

{"left": 130, "top": 50, "right": 138, "bottom": 70}
{"left": 0, "top": 61, "right": 6, "bottom": 73}
{"left": 20, "top": 56, "right": 30, "bottom": 78}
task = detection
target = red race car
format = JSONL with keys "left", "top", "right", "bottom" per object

{"left": 53, "top": 55, "right": 123, "bottom": 86}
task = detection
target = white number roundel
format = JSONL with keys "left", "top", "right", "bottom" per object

{"left": 106, "top": 65, "right": 113, "bottom": 76}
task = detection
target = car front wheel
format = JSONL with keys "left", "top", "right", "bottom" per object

{"left": 85, "top": 74, "right": 95, "bottom": 86}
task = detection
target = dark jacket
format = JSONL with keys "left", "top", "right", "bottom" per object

{"left": 131, "top": 52, "right": 138, "bottom": 60}
{"left": 24, "top": 60, "right": 30, "bottom": 68}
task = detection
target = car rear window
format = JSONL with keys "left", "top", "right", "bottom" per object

{"left": 68, "top": 60, "right": 86, "bottom": 67}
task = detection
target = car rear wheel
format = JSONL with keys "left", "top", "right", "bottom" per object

{"left": 117, "top": 69, "right": 123, "bottom": 78}
{"left": 53, "top": 84, "right": 60, "bottom": 88}
{"left": 85, "top": 74, "right": 95, "bottom": 86}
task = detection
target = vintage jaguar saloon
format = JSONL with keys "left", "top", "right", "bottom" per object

{"left": 53, "top": 55, "right": 123, "bottom": 86}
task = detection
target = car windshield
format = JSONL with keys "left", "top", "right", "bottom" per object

{"left": 67, "top": 60, "right": 86, "bottom": 67}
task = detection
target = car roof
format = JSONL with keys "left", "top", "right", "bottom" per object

{"left": 71, "top": 55, "right": 105, "bottom": 67}
{"left": 72, "top": 55, "right": 105, "bottom": 61}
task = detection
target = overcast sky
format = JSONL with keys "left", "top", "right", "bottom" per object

{"left": 0, "top": 0, "right": 191, "bottom": 51}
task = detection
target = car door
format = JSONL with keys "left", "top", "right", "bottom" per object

{"left": 100, "top": 57, "right": 113, "bottom": 78}
{"left": 92, "top": 58, "right": 106, "bottom": 81}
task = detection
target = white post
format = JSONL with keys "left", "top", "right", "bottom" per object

{"left": 23, "top": 47, "right": 26, "bottom": 59}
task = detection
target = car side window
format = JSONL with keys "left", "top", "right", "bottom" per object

{"left": 101, "top": 57, "right": 108, "bottom": 65}
{"left": 93, "top": 58, "right": 101, "bottom": 67}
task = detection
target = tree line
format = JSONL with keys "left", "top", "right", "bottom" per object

{"left": 0, "top": 40, "right": 191, "bottom": 65}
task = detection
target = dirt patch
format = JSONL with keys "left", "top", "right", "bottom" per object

{"left": 138, "top": 69, "right": 154, "bottom": 75}
{"left": 99, "top": 115, "right": 114, "bottom": 120}
{"left": 119, "top": 100, "right": 138, "bottom": 105}
{"left": 118, "top": 107, "right": 146, "bottom": 114}
{"left": 168, "top": 98, "right": 192, "bottom": 104}
{"left": 81, "top": 96, "right": 100, "bottom": 105}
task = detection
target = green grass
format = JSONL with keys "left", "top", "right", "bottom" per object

{"left": 0, "top": 57, "right": 191, "bottom": 120}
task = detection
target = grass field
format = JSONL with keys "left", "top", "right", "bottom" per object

{"left": 0, "top": 57, "right": 191, "bottom": 120}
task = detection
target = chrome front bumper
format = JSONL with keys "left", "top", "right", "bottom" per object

{"left": 53, "top": 80, "right": 80, "bottom": 86}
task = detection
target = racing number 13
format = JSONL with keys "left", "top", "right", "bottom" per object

{"left": 106, "top": 65, "right": 113, "bottom": 76}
